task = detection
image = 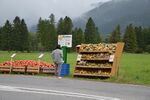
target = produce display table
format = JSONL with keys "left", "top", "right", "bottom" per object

{"left": 0, "top": 60, "right": 54, "bottom": 74}
{"left": 73, "top": 42, "right": 124, "bottom": 78}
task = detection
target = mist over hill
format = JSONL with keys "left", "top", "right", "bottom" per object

{"left": 74, "top": 0, "right": 150, "bottom": 34}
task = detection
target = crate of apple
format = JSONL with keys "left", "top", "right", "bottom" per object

{"left": 0, "top": 60, "right": 54, "bottom": 74}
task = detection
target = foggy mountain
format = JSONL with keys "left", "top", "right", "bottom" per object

{"left": 73, "top": 0, "right": 150, "bottom": 34}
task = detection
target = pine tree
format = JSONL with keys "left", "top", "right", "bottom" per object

{"left": 104, "top": 34, "right": 111, "bottom": 43}
{"left": 37, "top": 18, "right": 46, "bottom": 51}
{"left": 123, "top": 24, "right": 137, "bottom": 52}
{"left": 77, "top": 28, "right": 85, "bottom": 44}
{"left": 1, "top": 20, "right": 13, "bottom": 51}
{"left": 37, "top": 17, "right": 42, "bottom": 34}
{"left": 143, "top": 28, "right": 150, "bottom": 46}
{"left": 41, "top": 19, "right": 51, "bottom": 51}
{"left": 63, "top": 16, "right": 73, "bottom": 34}
{"left": 20, "top": 19, "right": 29, "bottom": 51}
{"left": 109, "top": 25, "right": 121, "bottom": 43}
{"left": 84, "top": 17, "right": 101, "bottom": 44}
{"left": 143, "top": 27, "right": 150, "bottom": 52}
{"left": 57, "top": 16, "right": 73, "bottom": 35}
{"left": 49, "top": 14, "right": 55, "bottom": 24}
{"left": 37, "top": 14, "right": 57, "bottom": 51}
{"left": 135, "top": 26, "right": 144, "bottom": 52}
{"left": 28, "top": 32, "right": 38, "bottom": 51}
{"left": 49, "top": 14, "right": 57, "bottom": 50}
{"left": 57, "top": 18, "right": 64, "bottom": 35}
{"left": 13, "top": 16, "right": 22, "bottom": 51}
{"left": 37, "top": 17, "right": 43, "bottom": 47}
{"left": 72, "top": 28, "right": 77, "bottom": 50}
{"left": 95, "top": 27, "right": 102, "bottom": 43}
{"left": 72, "top": 28, "right": 84, "bottom": 50}
{"left": 11, "top": 16, "right": 29, "bottom": 51}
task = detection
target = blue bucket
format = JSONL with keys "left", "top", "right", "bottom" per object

{"left": 60, "top": 64, "right": 70, "bottom": 76}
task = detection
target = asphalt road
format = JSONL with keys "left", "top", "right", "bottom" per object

{"left": 0, "top": 75, "right": 150, "bottom": 100}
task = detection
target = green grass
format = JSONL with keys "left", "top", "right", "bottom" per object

{"left": 0, "top": 51, "right": 150, "bottom": 85}
{"left": 0, "top": 51, "right": 53, "bottom": 63}
{"left": 118, "top": 53, "right": 150, "bottom": 85}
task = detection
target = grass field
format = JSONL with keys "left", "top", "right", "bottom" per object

{"left": 0, "top": 51, "right": 150, "bottom": 85}
{"left": 118, "top": 53, "right": 150, "bottom": 85}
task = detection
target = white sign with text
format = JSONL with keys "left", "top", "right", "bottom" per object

{"left": 58, "top": 35, "right": 72, "bottom": 47}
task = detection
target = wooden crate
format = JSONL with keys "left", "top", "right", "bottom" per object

{"left": 0, "top": 66, "right": 11, "bottom": 73}
{"left": 41, "top": 67, "right": 55, "bottom": 74}
{"left": 26, "top": 66, "right": 40, "bottom": 74}
{"left": 12, "top": 66, "right": 26, "bottom": 73}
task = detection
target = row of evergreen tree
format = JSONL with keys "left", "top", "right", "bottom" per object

{"left": 36, "top": 14, "right": 101, "bottom": 51}
{"left": 0, "top": 15, "right": 101, "bottom": 52}
{"left": 108, "top": 24, "right": 150, "bottom": 53}
{"left": 0, "top": 14, "right": 150, "bottom": 53}
{"left": 0, "top": 16, "right": 29, "bottom": 51}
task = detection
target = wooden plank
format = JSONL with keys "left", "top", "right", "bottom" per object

{"left": 111, "top": 42, "right": 124, "bottom": 76}
{"left": 12, "top": 66, "right": 26, "bottom": 73}
{"left": 73, "top": 73, "right": 110, "bottom": 77}
{"left": 79, "top": 51, "right": 110, "bottom": 53}
{"left": 81, "top": 58, "right": 109, "bottom": 61}
{"left": 75, "top": 66, "right": 112, "bottom": 69}
{"left": 41, "top": 67, "right": 55, "bottom": 74}
{"left": 0, "top": 66, "right": 11, "bottom": 72}
{"left": 26, "top": 66, "right": 40, "bottom": 74}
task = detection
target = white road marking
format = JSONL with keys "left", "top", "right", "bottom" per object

{"left": 0, "top": 85, "right": 120, "bottom": 100}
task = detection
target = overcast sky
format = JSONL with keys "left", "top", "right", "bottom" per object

{"left": 0, "top": 0, "right": 111, "bottom": 26}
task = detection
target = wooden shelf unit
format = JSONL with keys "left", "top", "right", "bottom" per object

{"left": 73, "top": 42, "right": 124, "bottom": 78}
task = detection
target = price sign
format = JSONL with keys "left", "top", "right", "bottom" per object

{"left": 58, "top": 35, "right": 72, "bottom": 48}
{"left": 11, "top": 53, "right": 16, "bottom": 58}
{"left": 38, "top": 53, "right": 44, "bottom": 59}
{"left": 77, "top": 54, "right": 82, "bottom": 61}
{"left": 109, "top": 55, "right": 114, "bottom": 62}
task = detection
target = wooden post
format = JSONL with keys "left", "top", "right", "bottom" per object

{"left": 38, "top": 53, "right": 44, "bottom": 74}
{"left": 10, "top": 58, "right": 13, "bottom": 73}
{"left": 111, "top": 42, "right": 124, "bottom": 76}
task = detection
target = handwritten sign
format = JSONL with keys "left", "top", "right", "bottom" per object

{"left": 77, "top": 54, "right": 82, "bottom": 61}
{"left": 11, "top": 53, "right": 16, "bottom": 58}
{"left": 38, "top": 53, "right": 44, "bottom": 59}
{"left": 109, "top": 55, "right": 114, "bottom": 62}
{"left": 58, "top": 35, "right": 72, "bottom": 47}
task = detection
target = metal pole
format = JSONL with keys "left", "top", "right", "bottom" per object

{"left": 62, "top": 46, "right": 67, "bottom": 64}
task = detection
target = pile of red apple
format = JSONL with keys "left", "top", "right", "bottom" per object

{"left": 0, "top": 60, "right": 54, "bottom": 68}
